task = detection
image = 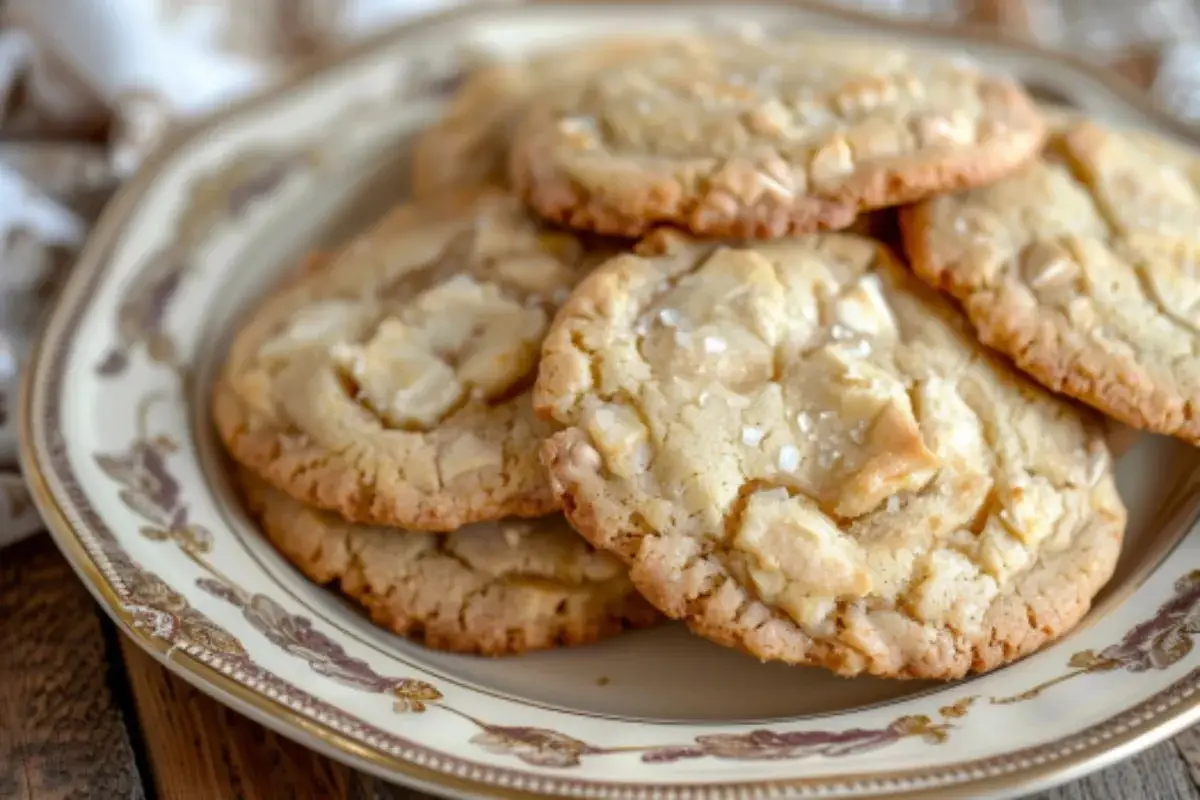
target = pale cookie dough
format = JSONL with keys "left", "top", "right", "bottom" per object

{"left": 902, "top": 117, "right": 1200, "bottom": 444}
{"left": 236, "top": 472, "right": 659, "bottom": 654}
{"left": 412, "top": 38, "right": 666, "bottom": 198}
{"left": 511, "top": 36, "right": 1045, "bottom": 239}
{"left": 535, "top": 229, "right": 1126, "bottom": 680}
{"left": 213, "top": 189, "right": 607, "bottom": 530}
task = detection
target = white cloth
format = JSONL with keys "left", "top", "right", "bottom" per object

{"left": 2, "top": 0, "right": 1200, "bottom": 548}
{"left": 0, "top": 0, "right": 463, "bottom": 547}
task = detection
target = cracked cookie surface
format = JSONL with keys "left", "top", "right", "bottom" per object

{"left": 535, "top": 229, "right": 1125, "bottom": 680}
{"left": 236, "top": 472, "right": 659, "bottom": 654}
{"left": 412, "top": 38, "right": 665, "bottom": 198}
{"left": 902, "top": 117, "right": 1200, "bottom": 444}
{"left": 213, "top": 189, "right": 608, "bottom": 530}
{"left": 511, "top": 35, "right": 1045, "bottom": 239}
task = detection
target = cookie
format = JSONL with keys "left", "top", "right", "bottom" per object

{"left": 901, "top": 117, "right": 1200, "bottom": 444}
{"left": 534, "top": 229, "right": 1125, "bottom": 680}
{"left": 213, "top": 189, "right": 608, "bottom": 530}
{"left": 236, "top": 472, "right": 659, "bottom": 654}
{"left": 511, "top": 35, "right": 1045, "bottom": 239}
{"left": 412, "top": 38, "right": 665, "bottom": 198}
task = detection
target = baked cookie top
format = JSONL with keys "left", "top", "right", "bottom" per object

{"left": 214, "top": 189, "right": 604, "bottom": 530}
{"left": 901, "top": 116, "right": 1200, "bottom": 444}
{"left": 237, "top": 473, "right": 658, "bottom": 655}
{"left": 535, "top": 229, "right": 1125, "bottom": 680}
{"left": 412, "top": 38, "right": 665, "bottom": 198}
{"left": 511, "top": 35, "right": 1045, "bottom": 239}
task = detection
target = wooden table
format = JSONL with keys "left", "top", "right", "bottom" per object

{"left": 1, "top": 533, "right": 1198, "bottom": 799}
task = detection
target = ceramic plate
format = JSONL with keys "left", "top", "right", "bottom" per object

{"left": 21, "top": 2, "right": 1200, "bottom": 798}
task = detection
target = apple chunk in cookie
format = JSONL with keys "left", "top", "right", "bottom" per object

{"left": 535, "top": 229, "right": 1125, "bottom": 680}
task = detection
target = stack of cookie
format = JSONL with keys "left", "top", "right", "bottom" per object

{"left": 213, "top": 31, "right": 1200, "bottom": 681}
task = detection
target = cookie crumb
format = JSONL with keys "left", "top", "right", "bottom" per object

{"left": 596, "top": 676, "right": 610, "bottom": 686}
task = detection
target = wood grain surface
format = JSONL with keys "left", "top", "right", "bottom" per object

{"left": 0, "top": 534, "right": 1196, "bottom": 799}
{"left": 0, "top": 535, "right": 143, "bottom": 800}
{"left": 119, "top": 639, "right": 349, "bottom": 800}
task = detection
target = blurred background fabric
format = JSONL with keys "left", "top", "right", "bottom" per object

{"left": 1, "top": 0, "right": 1200, "bottom": 549}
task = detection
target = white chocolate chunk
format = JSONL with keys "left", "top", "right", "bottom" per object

{"left": 736, "top": 491, "right": 872, "bottom": 610}
{"left": 587, "top": 404, "right": 651, "bottom": 479}
{"left": 834, "top": 273, "right": 897, "bottom": 338}
{"left": 439, "top": 432, "right": 503, "bottom": 482}
{"left": 908, "top": 550, "right": 998, "bottom": 632}
{"left": 330, "top": 319, "right": 464, "bottom": 429}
